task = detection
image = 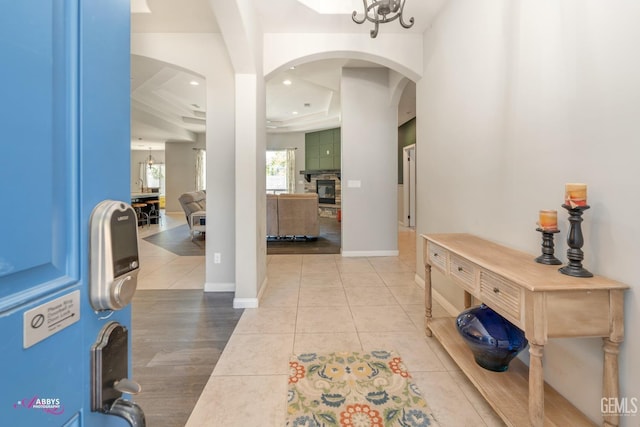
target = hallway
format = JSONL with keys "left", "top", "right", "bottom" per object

{"left": 133, "top": 214, "right": 503, "bottom": 426}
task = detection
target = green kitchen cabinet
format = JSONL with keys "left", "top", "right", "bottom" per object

{"left": 305, "top": 128, "right": 340, "bottom": 171}
{"left": 305, "top": 132, "right": 320, "bottom": 170}
{"left": 332, "top": 129, "right": 341, "bottom": 168}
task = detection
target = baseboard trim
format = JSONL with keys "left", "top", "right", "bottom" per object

{"left": 233, "top": 298, "right": 259, "bottom": 309}
{"left": 432, "top": 288, "right": 460, "bottom": 317}
{"left": 414, "top": 273, "right": 425, "bottom": 288}
{"left": 204, "top": 282, "right": 235, "bottom": 292}
{"left": 413, "top": 274, "right": 460, "bottom": 317}
{"left": 341, "top": 250, "right": 399, "bottom": 257}
{"left": 257, "top": 277, "right": 268, "bottom": 302}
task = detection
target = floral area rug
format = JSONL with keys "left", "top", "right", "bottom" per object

{"left": 286, "top": 350, "right": 438, "bottom": 427}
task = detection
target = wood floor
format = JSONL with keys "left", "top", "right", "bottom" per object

{"left": 131, "top": 290, "right": 244, "bottom": 426}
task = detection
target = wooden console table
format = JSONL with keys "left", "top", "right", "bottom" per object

{"left": 422, "top": 233, "right": 628, "bottom": 427}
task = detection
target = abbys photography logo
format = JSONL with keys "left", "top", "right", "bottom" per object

{"left": 601, "top": 397, "right": 639, "bottom": 417}
{"left": 13, "top": 396, "right": 64, "bottom": 415}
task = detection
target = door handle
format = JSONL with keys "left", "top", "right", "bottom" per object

{"left": 114, "top": 378, "right": 142, "bottom": 395}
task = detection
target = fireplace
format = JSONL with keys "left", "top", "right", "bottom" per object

{"left": 316, "top": 179, "right": 336, "bottom": 204}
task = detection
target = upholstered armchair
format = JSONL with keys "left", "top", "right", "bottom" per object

{"left": 178, "top": 191, "right": 206, "bottom": 240}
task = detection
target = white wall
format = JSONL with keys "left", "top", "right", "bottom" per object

{"left": 211, "top": 0, "right": 268, "bottom": 307}
{"left": 417, "top": 0, "right": 640, "bottom": 423}
{"left": 266, "top": 132, "right": 306, "bottom": 193}
{"left": 131, "top": 33, "right": 236, "bottom": 292}
{"left": 341, "top": 68, "right": 398, "bottom": 256}
{"left": 165, "top": 137, "right": 205, "bottom": 213}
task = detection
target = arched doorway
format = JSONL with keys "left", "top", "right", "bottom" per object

{"left": 265, "top": 54, "right": 418, "bottom": 259}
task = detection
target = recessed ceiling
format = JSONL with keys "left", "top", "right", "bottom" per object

{"left": 266, "top": 59, "right": 395, "bottom": 133}
{"left": 130, "top": 0, "right": 442, "bottom": 142}
{"left": 266, "top": 59, "right": 416, "bottom": 132}
{"left": 130, "top": 55, "right": 206, "bottom": 145}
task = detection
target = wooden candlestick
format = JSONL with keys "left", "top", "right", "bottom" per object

{"left": 559, "top": 204, "right": 593, "bottom": 277}
{"left": 535, "top": 228, "right": 562, "bottom": 265}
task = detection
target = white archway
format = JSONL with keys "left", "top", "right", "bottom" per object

{"left": 131, "top": 33, "right": 237, "bottom": 293}
{"left": 264, "top": 34, "right": 423, "bottom": 81}
{"left": 265, "top": 48, "right": 418, "bottom": 257}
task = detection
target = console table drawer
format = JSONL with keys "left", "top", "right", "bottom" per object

{"left": 449, "top": 255, "right": 476, "bottom": 293}
{"left": 480, "top": 271, "right": 522, "bottom": 325}
{"left": 427, "top": 242, "right": 447, "bottom": 271}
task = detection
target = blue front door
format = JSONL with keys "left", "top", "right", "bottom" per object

{"left": 0, "top": 1, "right": 133, "bottom": 425}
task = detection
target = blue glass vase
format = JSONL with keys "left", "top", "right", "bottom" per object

{"left": 456, "top": 304, "right": 528, "bottom": 372}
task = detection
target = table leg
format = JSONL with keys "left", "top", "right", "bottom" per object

{"left": 464, "top": 291, "right": 472, "bottom": 309}
{"left": 602, "top": 338, "right": 621, "bottom": 427}
{"left": 424, "top": 263, "right": 432, "bottom": 337}
{"left": 603, "top": 289, "right": 624, "bottom": 427}
{"left": 529, "top": 343, "right": 545, "bottom": 427}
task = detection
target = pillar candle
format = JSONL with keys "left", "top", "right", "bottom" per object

{"left": 565, "top": 183, "right": 587, "bottom": 208}
{"left": 538, "top": 210, "right": 558, "bottom": 231}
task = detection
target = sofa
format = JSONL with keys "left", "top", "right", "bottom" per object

{"left": 178, "top": 190, "right": 206, "bottom": 240}
{"left": 267, "top": 193, "right": 319, "bottom": 239}
{"left": 266, "top": 194, "right": 279, "bottom": 236}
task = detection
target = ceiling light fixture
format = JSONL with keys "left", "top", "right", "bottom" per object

{"left": 189, "top": 80, "right": 199, "bottom": 86}
{"left": 352, "top": 0, "right": 414, "bottom": 38}
{"left": 147, "top": 148, "right": 155, "bottom": 168}
{"left": 283, "top": 79, "right": 292, "bottom": 86}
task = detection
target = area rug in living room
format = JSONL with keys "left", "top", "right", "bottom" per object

{"left": 287, "top": 350, "right": 439, "bottom": 427}
{"left": 143, "top": 224, "right": 205, "bottom": 256}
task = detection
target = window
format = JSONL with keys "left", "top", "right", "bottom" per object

{"left": 266, "top": 149, "right": 296, "bottom": 194}
{"left": 266, "top": 150, "right": 288, "bottom": 194}
{"left": 195, "top": 149, "right": 206, "bottom": 191}
{"left": 139, "top": 162, "right": 165, "bottom": 197}
{"left": 146, "top": 164, "right": 165, "bottom": 193}
{"left": 266, "top": 150, "right": 287, "bottom": 193}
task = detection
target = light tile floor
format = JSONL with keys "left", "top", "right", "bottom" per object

{"left": 137, "top": 213, "right": 504, "bottom": 426}
{"left": 136, "top": 212, "right": 206, "bottom": 291}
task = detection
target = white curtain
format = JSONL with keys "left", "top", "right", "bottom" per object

{"left": 138, "top": 162, "right": 146, "bottom": 191}
{"left": 286, "top": 148, "right": 296, "bottom": 194}
{"left": 195, "top": 149, "right": 206, "bottom": 191}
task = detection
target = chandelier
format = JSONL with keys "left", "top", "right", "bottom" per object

{"left": 147, "top": 148, "right": 155, "bottom": 168}
{"left": 352, "top": 0, "right": 414, "bottom": 38}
